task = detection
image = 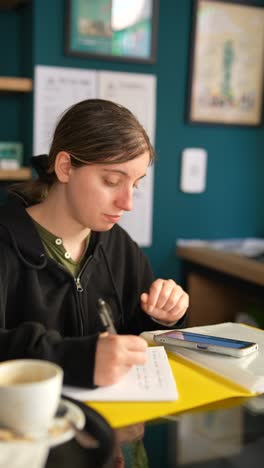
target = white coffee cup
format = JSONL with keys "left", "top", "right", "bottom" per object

{"left": 0, "top": 359, "right": 63, "bottom": 437}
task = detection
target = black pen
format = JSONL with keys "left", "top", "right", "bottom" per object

{"left": 97, "top": 298, "right": 117, "bottom": 334}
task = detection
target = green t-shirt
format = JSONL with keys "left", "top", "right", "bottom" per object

{"left": 34, "top": 220, "right": 90, "bottom": 277}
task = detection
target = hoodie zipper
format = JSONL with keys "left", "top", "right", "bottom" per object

{"left": 52, "top": 255, "right": 93, "bottom": 335}
{"left": 75, "top": 277, "right": 84, "bottom": 292}
{"left": 74, "top": 255, "right": 93, "bottom": 293}
{"left": 74, "top": 255, "right": 94, "bottom": 335}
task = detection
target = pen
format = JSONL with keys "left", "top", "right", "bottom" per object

{"left": 97, "top": 298, "right": 117, "bottom": 334}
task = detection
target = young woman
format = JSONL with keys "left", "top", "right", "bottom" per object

{"left": 0, "top": 99, "right": 188, "bottom": 388}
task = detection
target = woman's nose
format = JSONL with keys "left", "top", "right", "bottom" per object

{"left": 115, "top": 187, "right": 133, "bottom": 211}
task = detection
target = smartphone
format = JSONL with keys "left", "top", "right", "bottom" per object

{"left": 153, "top": 330, "right": 258, "bottom": 358}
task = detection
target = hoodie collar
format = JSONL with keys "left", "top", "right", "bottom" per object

{"left": 0, "top": 195, "right": 106, "bottom": 269}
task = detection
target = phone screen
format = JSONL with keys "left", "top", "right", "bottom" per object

{"left": 164, "top": 331, "right": 253, "bottom": 349}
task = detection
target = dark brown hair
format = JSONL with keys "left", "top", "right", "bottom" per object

{"left": 10, "top": 99, "right": 154, "bottom": 204}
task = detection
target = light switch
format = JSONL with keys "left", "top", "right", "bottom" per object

{"left": 180, "top": 148, "right": 207, "bottom": 193}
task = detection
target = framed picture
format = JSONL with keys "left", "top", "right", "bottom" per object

{"left": 65, "top": 0, "right": 158, "bottom": 63}
{"left": 187, "top": 0, "right": 264, "bottom": 126}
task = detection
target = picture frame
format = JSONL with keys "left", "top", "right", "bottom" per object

{"left": 65, "top": 0, "right": 158, "bottom": 64}
{"left": 187, "top": 0, "right": 264, "bottom": 126}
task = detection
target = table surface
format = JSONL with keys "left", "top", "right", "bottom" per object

{"left": 45, "top": 394, "right": 264, "bottom": 468}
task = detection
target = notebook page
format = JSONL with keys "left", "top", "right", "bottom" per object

{"left": 63, "top": 346, "right": 178, "bottom": 401}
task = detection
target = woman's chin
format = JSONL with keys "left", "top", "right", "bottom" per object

{"left": 95, "top": 222, "right": 115, "bottom": 232}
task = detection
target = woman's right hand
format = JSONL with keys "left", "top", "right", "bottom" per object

{"left": 94, "top": 333, "right": 147, "bottom": 386}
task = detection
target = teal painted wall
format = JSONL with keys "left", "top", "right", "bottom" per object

{"left": 1, "top": 0, "right": 264, "bottom": 282}
{"left": 0, "top": 9, "right": 22, "bottom": 142}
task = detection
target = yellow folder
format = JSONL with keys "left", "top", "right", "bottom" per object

{"left": 87, "top": 352, "right": 253, "bottom": 429}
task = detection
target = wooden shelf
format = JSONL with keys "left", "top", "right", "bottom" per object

{"left": 0, "top": 77, "right": 32, "bottom": 92}
{"left": 0, "top": 167, "right": 32, "bottom": 180}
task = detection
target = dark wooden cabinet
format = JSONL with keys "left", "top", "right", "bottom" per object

{"left": 177, "top": 246, "right": 264, "bottom": 327}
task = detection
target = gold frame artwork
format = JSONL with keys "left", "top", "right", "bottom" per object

{"left": 188, "top": 0, "right": 264, "bottom": 126}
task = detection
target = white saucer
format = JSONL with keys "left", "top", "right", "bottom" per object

{"left": 0, "top": 398, "right": 85, "bottom": 448}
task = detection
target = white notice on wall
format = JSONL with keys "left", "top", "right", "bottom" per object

{"left": 98, "top": 71, "right": 156, "bottom": 246}
{"left": 33, "top": 66, "right": 97, "bottom": 154}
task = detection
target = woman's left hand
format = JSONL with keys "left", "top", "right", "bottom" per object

{"left": 140, "top": 279, "right": 189, "bottom": 325}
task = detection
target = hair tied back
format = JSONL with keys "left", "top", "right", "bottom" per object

{"left": 31, "top": 155, "right": 52, "bottom": 183}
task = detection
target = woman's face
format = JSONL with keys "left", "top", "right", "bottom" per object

{"left": 63, "top": 151, "right": 150, "bottom": 231}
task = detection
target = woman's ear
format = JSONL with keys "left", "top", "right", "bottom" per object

{"left": 54, "top": 152, "right": 72, "bottom": 183}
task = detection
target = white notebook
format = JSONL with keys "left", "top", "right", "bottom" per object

{"left": 141, "top": 323, "right": 264, "bottom": 394}
{"left": 63, "top": 346, "right": 178, "bottom": 402}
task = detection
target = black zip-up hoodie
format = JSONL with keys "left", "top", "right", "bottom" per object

{"left": 0, "top": 195, "right": 186, "bottom": 388}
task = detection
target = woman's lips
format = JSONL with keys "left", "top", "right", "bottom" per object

{"left": 104, "top": 214, "right": 122, "bottom": 223}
